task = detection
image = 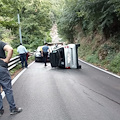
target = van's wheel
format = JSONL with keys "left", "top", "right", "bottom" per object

{"left": 78, "top": 65, "right": 81, "bottom": 69}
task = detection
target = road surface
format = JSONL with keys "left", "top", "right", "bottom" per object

{"left": 1, "top": 61, "right": 120, "bottom": 120}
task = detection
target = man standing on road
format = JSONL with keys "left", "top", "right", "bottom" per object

{"left": 42, "top": 43, "right": 49, "bottom": 66}
{"left": 17, "top": 43, "right": 28, "bottom": 68}
{"left": 0, "top": 40, "right": 22, "bottom": 116}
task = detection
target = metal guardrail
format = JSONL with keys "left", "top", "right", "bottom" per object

{"left": 8, "top": 52, "right": 34, "bottom": 71}
{"left": 8, "top": 56, "right": 21, "bottom": 71}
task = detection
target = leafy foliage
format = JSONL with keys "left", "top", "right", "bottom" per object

{"left": 54, "top": 0, "right": 120, "bottom": 43}
{"left": 0, "top": 0, "right": 53, "bottom": 50}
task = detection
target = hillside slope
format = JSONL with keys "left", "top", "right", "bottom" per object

{"left": 76, "top": 32, "right": 120, "bottom": 75}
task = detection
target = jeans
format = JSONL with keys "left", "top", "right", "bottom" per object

{"left": 0, "top": 66, "right": 16, "bottom": 111}
{"left": 43, "top": 52, "right": 48, "bottom": 66}
{"left": 20, "top": 53, "right": 28, "bottom": 68}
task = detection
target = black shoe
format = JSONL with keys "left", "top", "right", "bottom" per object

{"left": 0, "top": 109, "right": 4, "bottom": 117}
{"left": 10, "top": 107, "right": 22, "bottom": 115}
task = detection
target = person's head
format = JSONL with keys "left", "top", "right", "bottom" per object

{"left": 20, "top": 43, "right": 22, "bottom": 45}
{"left": 45, "top": 43, "right": 48, "bottom": 45}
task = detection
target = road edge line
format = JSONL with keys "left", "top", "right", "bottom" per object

{"left": 79, "top": 59, "right": 120, "bottom": 79}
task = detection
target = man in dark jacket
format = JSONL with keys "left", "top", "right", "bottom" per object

{"left": 0, "top": 41, "right": 22, "bottom": 116}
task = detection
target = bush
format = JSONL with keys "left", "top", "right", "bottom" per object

{"left": 86, "top": 54, "right": 99, "bottom": 64}
{"left": 108, "top": 52, "right": 120, "bottom": 73}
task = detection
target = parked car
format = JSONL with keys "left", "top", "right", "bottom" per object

{"left": 35, "top": 46, "right": 51, "bottom": 62}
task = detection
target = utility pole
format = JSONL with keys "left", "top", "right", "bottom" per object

{"left": 17, "top": 14, "right": 22, "bottom": 44}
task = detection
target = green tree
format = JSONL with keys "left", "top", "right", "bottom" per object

{"left": 53, "top": 0, "right": 120, "bottom": 43}
{"left": 0, "top": 0, "right": 53, "bottom": 50}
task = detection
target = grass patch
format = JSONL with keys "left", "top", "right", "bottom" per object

{"left": 10, "top": 63, "right": 22, "bottom": 76}
{"left": 107, "top": 52, "right": 120, "bottom": 74}
{"left": 86, "top": 53, "right": 100, "bottom": 64}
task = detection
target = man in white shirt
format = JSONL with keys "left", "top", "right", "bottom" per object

{"left": 17, "top": 43, "right": 28, "bottom": 68}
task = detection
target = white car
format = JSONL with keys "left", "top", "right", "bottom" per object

{"left": 35, "top": 46, "right": 51, "bottom": 62}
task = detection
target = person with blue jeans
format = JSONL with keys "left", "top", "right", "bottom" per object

{"left": 17, "top": 43, "right": 28, "bottom": 68}
{"left": 0, "top": 41, "right": 22, "bottom": 116}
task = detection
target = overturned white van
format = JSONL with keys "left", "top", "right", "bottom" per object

{"left": 50, "top": 44, "right": 81, "bottom": 69}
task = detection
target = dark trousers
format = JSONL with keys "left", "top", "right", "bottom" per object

{"left": 0, "top": 66, "right": 16, "bottom": 111}
{"left": 43, "top": 52, "right": 48, "bottom": 66}
{"left": 20, "top": 53, "right": 28, "bottom": 68}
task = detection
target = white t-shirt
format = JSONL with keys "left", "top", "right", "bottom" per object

{"left": 17, "top": 45, "right": 28, "bottom": 54}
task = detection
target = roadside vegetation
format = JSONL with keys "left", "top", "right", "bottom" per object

{"left": 0, "top": 0, "right": 120, "bottom": 75}
{"left": 0, "top": 0, "right": 52, "bottom": 50}
{"left": 53, "top": 0, "right": 120, "bottom": 75}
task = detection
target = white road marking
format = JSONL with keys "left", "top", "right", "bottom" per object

{"left": 79, "top": 59, "right": 120, "bottom": 79}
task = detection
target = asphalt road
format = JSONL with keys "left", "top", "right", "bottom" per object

{"left": 1, "top": 61, "right": 120, "bottom": 120}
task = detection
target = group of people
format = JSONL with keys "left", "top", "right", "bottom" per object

{"left": 0, "top": 40, "right": 50, "bottom": 116}
{"left": 17, "top": 42, "right": 50, "bottom": 67}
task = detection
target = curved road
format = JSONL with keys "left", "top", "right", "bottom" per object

{"left": 1, "top": 61, "right": 120, "bottom": 120}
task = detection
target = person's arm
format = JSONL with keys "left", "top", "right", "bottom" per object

{"left": 1, "top": 45, "right": 13, "bottom": 63}
{"left": 24, "top": 46, "right": 28, "bottom": 53}
{"left": 48, "top": 46, "right": 50, "bottom": 53}
{"left": 41, "top": 48, "right": 43, "bottom": 57}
